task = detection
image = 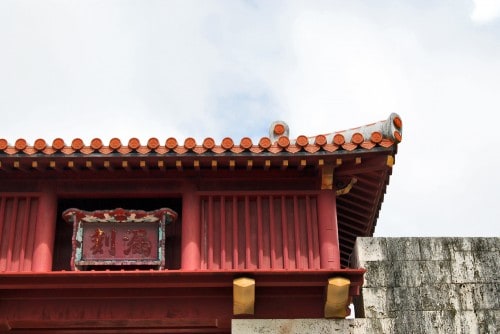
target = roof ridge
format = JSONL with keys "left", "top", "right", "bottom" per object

{"left": 0, "top": 114, "right": 402, "bottom": 156}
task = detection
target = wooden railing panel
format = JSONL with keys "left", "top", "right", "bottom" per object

{"left": 0, "top": 195, "right": 39, "bottom": 272}
{"left": 201, "top": 194, "right": 321, "bottom": 270}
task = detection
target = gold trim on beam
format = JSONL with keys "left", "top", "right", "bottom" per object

{"left": 211, "top": 160, "right": 217, "bottom": 171}
{"left": 140, "top": 161, "right": 147, "bottom": 171}
{"left": 85, "top": 161, "right": 93, "bottom": 170}
{"left": 246, "top": 160, "right": 253, "bottom": 171}
{"left": 194, "top": 160, "right": 200, "bottom": 171}
{"left": 157, "top": 160, "right": 165, "bottom": 170}
{"left": 355, "top": 157, "right": 362, "bottom": 165}
{"left": 298, "top": 159, "right": 307, "bottom": 170}
{"left": 176, "top": 160, "right": 183, "bottom": 171}
{"left": 103, "top": 161, "right": 112, "bottom": 170}
{"left": 229, "top": 160, "right": 236, "bottom": 171}
{"left": 49, "top": 161, "right": 56, "bottom": 169}
{"left": 31, "top": 161, "right": 38, "bottom": 170}
{"left": 281, "top": 160, "right": 289, "bottom": 170}
{"left": 321, "top": 164, "right": 334, "bottom": 190}
{"left": 121, "top": 160, "right": 130, "bottom": 171}
{"left": 67, "top": 161, "right": 76, "bottom": 170}
{"left": 387, "top": 155, "right": 394, "bottom": 167}
{"left": 264, "top": 160, "right": 271, "bottom": 170}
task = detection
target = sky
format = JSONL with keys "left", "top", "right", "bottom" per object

{"left": 1, "top": 0, "right": 499, "bottom": 237}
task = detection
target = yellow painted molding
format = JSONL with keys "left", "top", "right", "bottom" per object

{"left": 321, "top": 164, "right": 334, "bottom": 190}
{"left": 387, "top": 155, "right": 394, "bottom": 167}
{"left": 336, "top": 177, "right": 358, "bottom": 196}
{"left": 233, "top": 277, "right": 255, "bottom": 315}
{"left": 324, "top": 277, "right": 351, "bottom": 319}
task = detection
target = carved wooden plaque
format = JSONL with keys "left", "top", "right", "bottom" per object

{"left": 63, "top": 208, "right": 177, "bottom": 270}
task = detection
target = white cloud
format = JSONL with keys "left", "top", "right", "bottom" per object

{"left": 1, "top": 1, "right": 500, "bottom": 237}
{"left": 471, "top": 0, "right": 500, "bottom": 23}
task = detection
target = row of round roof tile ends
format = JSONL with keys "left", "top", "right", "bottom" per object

{"left": 0, "top": 113, "right": 402, "bottom": 155}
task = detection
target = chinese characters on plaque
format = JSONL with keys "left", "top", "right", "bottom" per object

{"left": 63, "top": 208, "right": 177, "bottom": 270}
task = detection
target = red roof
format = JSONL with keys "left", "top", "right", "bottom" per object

{"left": 0, "top": 113, "right": 401, "bottom": 157}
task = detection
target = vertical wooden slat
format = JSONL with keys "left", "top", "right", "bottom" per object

{"left": 212, "top": 196, "right": 221, "bottom": 270}
{"left": 232, "top": 196, "right": 238, "bottom": 269}
{"left": 11, "top": 198, "right": 26, "bottom": 271}
{"left": 269, "top": 196, "right": 277, "bottom": 268}
{"left": 0, "top": 197, "right": 6, "bottom": 269}
{"left": 24, "top": 198, "right": 38, "bottom": 271}
{"left": 208, "top": 196, "right": 214, "bottom": 269}
{"left": 244, "top": 196, "right": 251, "bottom": 268}
{"left": 18, "top": 198, "right": 31, "bottom": 271}
{"left": 5, "top": 197, "right": 19, "bottom": 271}
{"left": 311, "top": 197, "right": 320, "bottom": 268}
{"left": 293, "top": 196, "right": 302, "bottom": 269}
{"left": 257, "top": 196, "right": 263, "bottom": 268}
{"left": 220, "top": 196, "right": 226, "bottom": 270}
{"left": 298, "top": 196, "right": 309, "bottom": 269}
{"left": 305, "top": 196, "right": 314, "bottom": 269}
{"left": 0, "top": 197, "right": 7, "bottom": 271}
{"left": 260, "top": 196, "right": 271, "bottom": 269}
{"left": 281, "top": 196, "right": 289, "bottom": 269}
{"left": 200, "top": 198, "right": 207, "bottom": 269}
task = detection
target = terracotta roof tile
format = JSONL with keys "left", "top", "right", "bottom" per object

{"left": 322, "top": 144, "right": 339, "bottom": 153}
{"left": 341, "top": 143, "right": 358, "bottom": 151}
{"left": 360, "top": 141, "right": 376, "bottom": 150}
{"left": 230, "top": 147, "right": 245, "bottom": 154}
{"left": 277, "top": 136, "right": 290, "bottom": 148}
{"left": 166, "top": 137, "right": 178, "bottom": 149}
{"left": 304, "top": 145, "right": 321, "bottom": 154}
{"left": 0, "top": 113, "right": 402, "bottom": 157}
{"left": 193, "top": 146, "right": 207, "bottom": 154}
{"left": 80, "top": 147, "right": 94, "bottom": 155}
{"left": 90, "top": 138, "right": 103, "bottom": 150}
{"left": 61, "top": 147, "right": 75, "bottom": 155}
{"left": 221, "top": 137, "right": 234, "bottom": 150}
{"left": 128, "top": 138, "right": 141, "bottom": 150}
{"left": 296, "top": 135, "right": 309, "bottom": 147}
{"left": 147, "top": 138, "right": 160, "bottom": 150}
{"left": 203, "top": 137, "right": 215, "bottom": 150}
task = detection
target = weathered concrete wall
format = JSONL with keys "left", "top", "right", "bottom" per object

{"left": 233, "top": 237, "right": 499, "bottom": 333}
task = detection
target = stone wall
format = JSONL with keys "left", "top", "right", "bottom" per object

{"left": 233, "top": 237, "right": 499, "bottom": 333}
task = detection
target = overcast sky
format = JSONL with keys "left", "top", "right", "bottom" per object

{"left": 1, "top": 1, "right": 499, "bottom": 237}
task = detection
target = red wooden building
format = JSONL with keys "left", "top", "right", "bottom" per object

{"left": 0, "top": 114, "right": 402, "bottom": 333}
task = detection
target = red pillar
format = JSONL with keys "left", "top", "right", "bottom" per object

{"left": 317, "top": 190, "right": 341, "bottom": 269}
{"left": 32, "top": 187, "right": 57, "bottom": 272}
{"left": 181, "top": 186, "right": 201, "bottom": 270}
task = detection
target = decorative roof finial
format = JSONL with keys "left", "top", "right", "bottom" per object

{"left": 269, "top": 121, "right": 290, "bottom": 143}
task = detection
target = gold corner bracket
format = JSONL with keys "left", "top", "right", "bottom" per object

{"left": 324, "top": 277, "right": 351, "bottom": 319}
{"left": 233, "top": 277, "right": 255, "bottom": 315}
{"left": 321, "top": 164, "right": 334, "bottom": 190}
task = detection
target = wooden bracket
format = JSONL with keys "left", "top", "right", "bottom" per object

{"left": 321, "top": 164, "right": 334, "bottom": 190}
{"left": 387, "top": 155, "right": 394, "bottom": 167}
{"left": 324, "top": 277, "right": 351, "bottom": 318}
{"left": 233, "top": 277, "right": 255, "bottom": 315}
